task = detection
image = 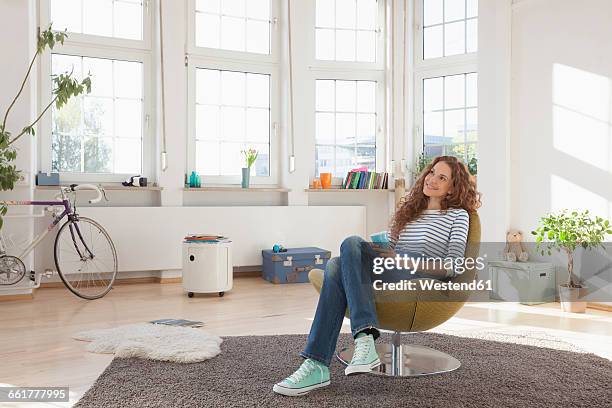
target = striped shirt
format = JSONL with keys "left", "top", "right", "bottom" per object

{"left": 388, "top": 208, "right": 470, "bottom": 277}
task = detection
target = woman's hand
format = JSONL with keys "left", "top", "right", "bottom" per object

{"left": 371, "top": 244, "right": 396, "bottom": 259}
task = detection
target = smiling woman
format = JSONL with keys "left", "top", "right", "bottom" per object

{"left": 389, "top": 155, "right": 481, "bottom": 245}
{"left": 273, "top": 155, "right": 481, "bottom": 396}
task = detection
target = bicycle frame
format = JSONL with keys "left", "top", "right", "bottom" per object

{"left": 2, "top": 197, "right": 93, "bottom": 261}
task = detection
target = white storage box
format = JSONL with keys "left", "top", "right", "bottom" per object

{"left": 182, "top": 241, "right": 233, "bottom": 298}
{"left": 489, "top": 261, "right": 556, "bottom": 305}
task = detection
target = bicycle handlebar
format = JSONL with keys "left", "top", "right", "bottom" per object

{"left": 70, "top": 184, "right": 104, "bottom": 204}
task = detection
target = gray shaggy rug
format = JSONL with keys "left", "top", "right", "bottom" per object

{"left": 75, "top": 332, "right": 611, "bottom": 408}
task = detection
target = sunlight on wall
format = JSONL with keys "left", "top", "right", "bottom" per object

{"left": 550, "top": 174, "right": 611, "bottom": 218}
{"left": 553, "top": 63, "right": 612, "bottom": 172}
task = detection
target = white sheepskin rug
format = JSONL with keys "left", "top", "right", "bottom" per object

{"left": 73, "top": 323, "right": 223, "bottom": 363}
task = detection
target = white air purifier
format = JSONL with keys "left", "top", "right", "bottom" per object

{"left": 182, "top": 241, "right": 233, "bottom": 298}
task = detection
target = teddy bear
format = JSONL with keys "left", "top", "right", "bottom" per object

{"left": 504, "top": 230, "right": 529, "bottom": 262}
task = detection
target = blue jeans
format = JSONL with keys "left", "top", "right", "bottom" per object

{"left": 300, "top": 235, "right": 435, "bottom": 366}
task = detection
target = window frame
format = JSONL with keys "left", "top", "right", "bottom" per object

{"left": 311, "top": 0, "right": 388, "bottom": 184}
{"left": 38, "top": 0, "right": 154, "bottom": 183}
{"left": 186, "top": 0, "right": 281, "bottom": 185}
{"left": 186, "top": 0, "right": 280, "bottom": 64}
{"left": 414, "top": 0, "right": 478, "bottom": 69}
{"left": 313, "top": 72, "right": 386, "bottom": 182}
{"left": 412, "top": 0, "right": 478, "bottom": 162}
{"left": 312, "top": 0, "right": 386, "bottom": 70}
{"left": 186, "top": 57, "right": 280, "bottom": 185}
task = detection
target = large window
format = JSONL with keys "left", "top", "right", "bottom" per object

{"left": 422, "top": 73, "right": 477, "bottom": 161}
{"left": 51, "top": 55, "right": 144, "bottom": 174}
{"left": 195, "top": 69, "right": 270, "bottom": 176}
{"left": 422, "top": 0, "right": 478, "bottom": 59}
{"left": 315, "top": 0, "right": 379, "bottom": 62}
{"left": 50, "top": 0, "right": 145, "bottom": 41}
{"left": 39, "top": 0, "right": 152, "bottom": 182}
{"left": 313, "top": 0, "right": 385, "bottom": 179}
{"left": 195, "top": 0, "right": 271, "bottom": 54}
{"left": 188, "top": 0, "right": 279, "bottom": 184}
{"left": 315, "top": 80, "right": 377, "bottom": 177}
{"left": 415, "top": 0, "right": 478, "bottom": 164}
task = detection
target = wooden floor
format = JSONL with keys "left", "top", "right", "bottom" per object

{"left": 1, "top": 277, "right": 611, "bottom": 407}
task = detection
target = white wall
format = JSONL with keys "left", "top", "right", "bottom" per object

{"left": 479, "top": 0, "right": 612, "bottom": 300}
{"left": 511, "top": 0, "right": 612, "bottom": 233}
{"left": 477, "top": 0, "right": 512, "bottom": 242}
{"left": 479, "top": 0, "right": 612, "bottom": 239}
{"left": 0, "top": 0, "right": 37, "bottom": 295}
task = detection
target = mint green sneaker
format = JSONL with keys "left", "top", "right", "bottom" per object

{"left": 273, "top": 359, "right": 330, "bottom": 397}
{"left": 344, "top": 333, "right": 380, "bottom": 375}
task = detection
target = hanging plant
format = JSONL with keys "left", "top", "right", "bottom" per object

{"left": 0, "top": 25, "right": 91, "bottom": 228}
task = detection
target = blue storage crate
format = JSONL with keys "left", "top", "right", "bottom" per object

{"left": 262, "top": 247, "right": 331, "bottom": 284}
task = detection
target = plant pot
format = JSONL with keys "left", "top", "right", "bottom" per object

{"left": 241, "top": 167, "right": 250, "bottom": 188}
{"left": 558, "top": 284, "right": 587, "bottom": 313}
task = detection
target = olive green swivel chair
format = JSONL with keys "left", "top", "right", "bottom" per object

{"left": 308, "top": 212, "right": 481, "bottom": 377}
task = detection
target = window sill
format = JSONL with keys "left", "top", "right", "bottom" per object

{"left": 35, "top": 184, "right": 164, "bottom": 192}
{"left": 184, "top": 186, "right": 290, "bottom": 193}
{"left": 304, "top": 188, "right": 394, "bottom": 193}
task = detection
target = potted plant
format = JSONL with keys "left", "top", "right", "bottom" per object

{"left": 531, "top": 209, "right": 612, "bottom": 313}
{"left": 240, "top": 148, "right": 258, "bottom": 188}
{"left": 411, "top": 152, "right": 432, "bottom": 180}
{"left": 0, "top": 25, "right": 91, "bottom": 229}
{"left": 467, "top": 156, "right": 477, "bottom": 182}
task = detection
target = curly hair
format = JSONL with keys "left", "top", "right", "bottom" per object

{"left": 388, "top": 156, "right": 481, "bottom": 242}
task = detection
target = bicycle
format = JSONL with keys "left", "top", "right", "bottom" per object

{"left": 0, "top": 184, "right": 118, "bottom": 300}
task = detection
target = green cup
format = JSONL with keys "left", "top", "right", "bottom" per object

{"left": 370, "top": 231, "right": 389, "bottom": 244}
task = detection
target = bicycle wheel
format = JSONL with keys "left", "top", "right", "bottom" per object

{"left": 54, "top": 216, "right": 118, "bottom": 300}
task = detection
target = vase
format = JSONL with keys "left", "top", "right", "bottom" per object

{"left": 241, "top": 167, "right": 250, "bottom": 188}
{"left": 559, "top": 284, "right": 587, "bottom": 313}
{"left": 320, "top": 172, "right": 332, "bottom": 189}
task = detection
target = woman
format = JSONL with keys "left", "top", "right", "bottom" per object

{"left": 273, "top": 156, "right": 481, "bottom": 397}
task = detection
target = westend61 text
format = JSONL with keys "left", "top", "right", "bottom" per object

{"left": 372, "top": 279, "right": 493, "bottom": 291}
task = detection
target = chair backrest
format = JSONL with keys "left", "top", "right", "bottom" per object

{"left": 451, "top": 211, "right": 481, "bottom": 284}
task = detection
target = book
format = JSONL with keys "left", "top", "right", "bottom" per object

{"left": 343, "top": 171, "right": 353, "bottom": 189}
{"left": 350, "top": 172, "right": 361, "bottom": 189}
{"left": 184, "top": 234, "right": 230, "bottom": 243}
{"left": 348, "top": 172, "right": 355, "bottom": 189}
{"left": 339, "top": 170, "right": 390, "bottom": 190}
{"left": 149, "top": 319, "right": 204, "bottom": 328}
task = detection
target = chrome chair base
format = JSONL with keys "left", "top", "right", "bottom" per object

{"left": 337, "top": 333, "right": 460, "bottom": 377}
